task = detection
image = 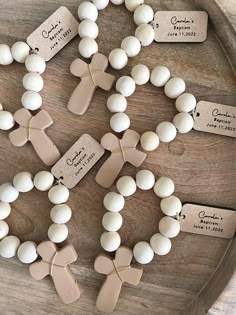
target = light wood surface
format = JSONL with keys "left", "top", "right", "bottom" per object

{"left": 0, "top": 0, "right": 235, "bottom": 314}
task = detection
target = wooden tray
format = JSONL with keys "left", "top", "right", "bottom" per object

{"left": 0, "top": 0, "right": 235, "bottom": 314}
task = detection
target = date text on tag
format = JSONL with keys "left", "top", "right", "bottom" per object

{"left": 51, "top": 134, "right": 105, "bottom": 189}
{"left": 193, "top": 101, "right": 236, "bottom": 137}
{"left": 154, "top": 11, "right": 208, "bottom": 43}
{"left": 27, "top": 6, "right": 79, "bottom": 61}
{"left": 180, "top": 204, "right": 236, "bottom": 238}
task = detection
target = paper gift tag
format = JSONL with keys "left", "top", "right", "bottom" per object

{"left": 193, "top": 101, "right": 236, "bottom": 137}
{"left": 154, "top": 11, "right": 208, "bottom": 43}
{"left": 27, "top": 6, "right": 79, "bottom": 61}
{"left": 180, "top": 204, "right": 236, "bottom": 238}
{"left": 51, "top": 134, "right": 105, "bottom": 188}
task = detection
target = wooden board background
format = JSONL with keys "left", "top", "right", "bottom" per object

{"left": 0, "top": 0, "right": 235, "bottom": 314}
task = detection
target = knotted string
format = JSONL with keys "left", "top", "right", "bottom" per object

{"left": 108, "top": 260, "right": 130, "bottom": 283}
{"left": 42, "top": 251, "right": 65, "bottom": 277}
{"left": 118, "top": 140, "right": 126, "bottom": 162}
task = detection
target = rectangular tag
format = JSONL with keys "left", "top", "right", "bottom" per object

{"left": 193, "top": 101, "right": 236, "bottom": 137}
{"left": 27, "top": 6, "right": 79, "bottom": 61}
{"left": 51, "top": 134, "right": 105, "bottom": 189}
{"left": 154, "top": 11, "right": 208, "bottom": 43}
{"left": 180, "top": 204, "right": 236, "bottom": 238}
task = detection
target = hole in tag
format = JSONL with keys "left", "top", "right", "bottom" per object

{"left": 196, "top": 112, "right": 200, "bottom": 117}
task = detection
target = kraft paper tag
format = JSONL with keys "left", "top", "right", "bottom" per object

{"left": 180, "top": 204, "right": 236, "bottom": 238}
{"left": 193, "top": 101, "right": 236, "bottom": 137}
{"left": 51, "top": 134, "right": 105, "bottom": 189}
{"left": 27, "top": 6, "right": 79, "bottom": 61}
{"left": 154, "top": 11, "right": 208, "bottom": 43}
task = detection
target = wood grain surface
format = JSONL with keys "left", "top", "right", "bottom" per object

{"left": 0, "top": 0, "right": 235, "bottom": 314}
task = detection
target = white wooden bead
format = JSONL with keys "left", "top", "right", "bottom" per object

{"left": 102, "top": 212, "right": 123, "bottom": 232}
{"left": 21, "top": 91, "right": 42, "bottom": 110}
{"left": 0, "top": 235, "right": 20, "bottom": 258}
{"left": 0, "top": 111, "right": 15, "bottom": 130}
{"left": 50, "top": 204, "right": 72, "bottom": 224}
{"left": 121, "top": 36, "right": 141, "bottom": 58}
{"left": 0, "top": 221, "right": 9, "bottom": 240}
{"left": 110, "top": 113, "right": 130, "bottom": 132}
{"left": 150, "top": 66, "right": 171, "bottom": 87}
{"left": 107, "top": 94, "right": 127, "bottom": 113}
{"left": 131, "top": 64, "right": 150, "bottom": 85}
{"left": 79, "top": 38, "right": 98, "bottom": 58}
{"left": 159, "top": 216, "right": 180, "bottom": 238}
{"left": 116, "top": 176, "right": 136, "bottom": 197}
{"left": 175, "top": 93, "right": 197, "bottom": 113}
{"left": 100, "top": 231, "right": 121, "bottom": 252}
{"left": 13, "top": 172, "right": 34, "bottom": 193}
{"left": 92, "top": 0, "right": 109, "bottom": 10}
{"left": 25, "top": 54, "right": 46, "bottom": 74}
{"left": 109, "top": 48, "right": 128, "bottom": 70}
{"left": 136, "top": 170, "right": 155, "bottom": 190}
{"left": 23, "top": 72, "right": 44, "bottom": 92}
{"left": 0, "top": 183, "right": 19, "bottom": 203}
{"left": 0, "top": 44, "right": 13, "bottom": 65}
{"left": 164, "top": 77, "right": 186, "bottom": 99}
{"left": 48, "top": 185, "right": 69, "bottom": 204}
{"left": 134, "top": 4, "right": 154, "bottom": 25}
{"left": 111, "top": 0, "right": 124, "bottom": 4}
{"left": 17, "top": 241, "right": 38, "bottom": 264}
{"left": 34, "top": 171, "right": 54, "bottom": 191}
{"left": 156, "top": 122, "right": 177, "bottom": 143}
{"left": 48, "top": 223, "right": 68, "bottom": 243}
{"left": 173, "top": 112, "right": 194, "bottom": 134}
{"left": 0, "top": 103, "right": 3, "bottom": 111}
{"left": 154, "top": 177, "right": 175, "bottom": 198}
{"left": 116, "top": 76, "right": 136, "bottom": 97}
{"left": 150, "top": 233, "right": 172, "bottom": 255}
{"left": 78, "top": 20, "right": 99, "bottom": 39}
{"left": 11, "top": 42, "right": 30, "bottom": 63}
{"left": 140, "top": 131, "right": 159, "bottom": 151}
{"left": 103, "top": 192, "right": 125, "bottom": 212}
{"left": 160, "top": 195, "right": 182, "bottom": 216}
{"left": 133, "top": 241, "right": 154, "bottom": 264}
{"left": 135, "top": 24, "right": 154, "bottom": 46}
{"left": 125, "top": 0, "right": 144, "bottom": 12}
{"left": 0, "top": 202, "right": 11, "bottom": 220}
{"left": 78, "top": 1, "right": 98, "bottom": 21}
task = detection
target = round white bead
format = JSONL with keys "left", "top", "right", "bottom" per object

{"left": 78, "top": 1, "right": 98, "bottom": 21}
{"left": 131, "top": 64, "right": 150, "bottom": 85}
{"left": 34, "top": 171, "right": 54, "bottom": 191}
{"left": 134, "top": 4, "right": 154, "bottom": 25}
{"left": 13, "top": 172, "right": 34, "bottom": 193}
{"left": 156, "top": 122, "right": 177, "bottom": 143}
{"left": 48, "top": 224, "right": 68, "bottom": 243}
{"left": 0, "top": 221, "right": 9, "bottom": 240}
{"left": 116, "top": 76, "right": 136, "bottom": 97}
{"left": 135, "top": 24, "right": 155, "bottom": 46}
{"left": 154, "top": 177, "right": 175, "bottom": 198}
{"left": 79, "top": 38, "right": 98, "bottom": 58}
{"left": 25, "top": 54, "right": 46, "bottom": 74}
{"left": 173, "top": 112, "right": 194, "bottom": 134}
{"left": 121, "top": 36, "right": 141, "bottom": 58}
{"left": 140, "top": 131, "right": 160, "bottom": 151}
{"left": 175, "top": 93, "right": 197, "bottom": 113}
{"left": 103, "top": 192, "right": 125, "bottom": 212}
{"left": 110, "top": 113, "right": 130, "bottom": 133}
{"left": 23, "top": 72, "right": 44, "bottom": 92}
{"left": 0, "top": 111, "right": 15, "bottom": 130}
{"left": 150, "top": 66, "right": 171, "bottom": 87}
{"left": 92, "top": 0, "right": 109, "bottom": 10}
{"left": 111, "top": 0, "right": 124, "bottom": 4}
{"left": 0, "top": 235, "right": 20, "bottom": 258}
{"left": 48, "top": 185, "right": 70, "bottom": 205}
{"left": 11, "top": 42, "right": 30, "bottom": 63}
{"left": 100, "top": 231, "right": 121, "bottom": 252}
{"left": 164, "top": 77, "right": 186, "bottom": 99}
{"left": 125, "top": 0, "right": 144, "bottom": 12}
{"left": 116, "top": 176, "right": 136, "bottom": 197}
{"left": 133, "top": 241, "right": 154, "bottom": 264}
{"left": 159, "top": 216, "right": 180, "bottom": 238}
{"left": 78, "top": 20, "right": 99, "bottom": 39}
{"left": 160, "top": 195, "right": 182, "bottom": 216}
{"left": 109, "top": 48, "right": 128, "bottom": 70}
{"left": 0, "top": 183, "right": 19, "bottom": 203}
{"left": 0, "top": 202, "right": 11, "bottom": 220}
{"left": 21, "top": 91, "right": 42, "bottom": 110}
{"left": 17, "top": 241, "right": 38, "bottom": 264}
{"left": 150, "top": 233, "right": 172, "bottom": 255}
{"left": 102, "top": 212, "right": 123, "bottom": 232}
{"left": 0, "top": 103, "right": 3, "bottom": 111}
{"left": 50, "top": 204, "right": 72, "bottom": 224}
{"left": 0, "top": 44, "right": 13, "bottom": 65}
{"left": 107, "top": 94, "right": 127, "bottom": 113}
{"left": 136, "top": 170, "right": 155, "bottom": 190}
